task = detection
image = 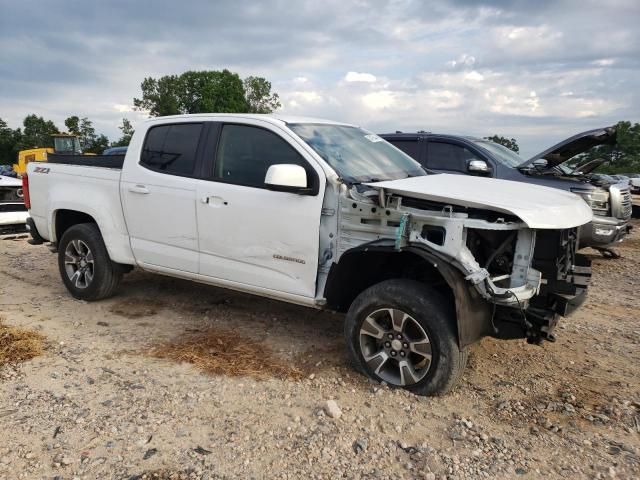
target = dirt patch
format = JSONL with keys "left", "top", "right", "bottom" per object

{"left": 147, "top": 327, "right": 303, "bottom": 380}
{"left": 0, "top": 318, "right": 45, "bottom": 367}
{"left": 109, "top": 298, "right": 159, "bottom": 319}
{"left": 129, "top": 469, "right": 198, "bottom": 480}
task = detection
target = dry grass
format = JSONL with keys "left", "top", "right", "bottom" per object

{"left": 0, "top": 318, "right": 45, "bottom": 367}
{"left": 147, "top": 328, "right": 302, "bottom": 380}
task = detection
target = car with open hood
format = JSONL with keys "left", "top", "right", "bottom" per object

{"left": 23, "top": 114, "right": 592, "bottom": 395}
{"left": 381, "top": 126, "right": 632, "bottom": 250}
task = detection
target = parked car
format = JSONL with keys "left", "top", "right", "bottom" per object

{"left": 380, "top": 127, "right": 632, "bottom": 250}
{"left": 621, "top": 173, "right": 640, "bottom": 193}
{"left": 0, "top": 165, "right": 18, "bottom": 178}
{"left": 609, "top": 174, "right": 631, "bottom": 187}
{"left": 103, "top": 146, "right": 128, "bottom": 155}
{"left": 24, "top": 114, "right": 592, "bottom": 395}
{"left": 0, "top": 174, "right": 28, "bottom": 235}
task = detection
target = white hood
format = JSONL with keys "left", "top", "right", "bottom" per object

{"left": 366, "top": 174, "right": 593, "bottom": 229}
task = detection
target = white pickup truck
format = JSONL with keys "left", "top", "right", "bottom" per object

{"left": 24, "top": 114, "right": 593, "bottom": 395}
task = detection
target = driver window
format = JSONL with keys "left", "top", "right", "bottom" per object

{"left": 214, "top": 124, "right": 309, "bottom": 188}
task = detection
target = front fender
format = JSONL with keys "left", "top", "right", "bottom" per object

{"left": 405, "top": 246, "right": 492, "bottom": 348}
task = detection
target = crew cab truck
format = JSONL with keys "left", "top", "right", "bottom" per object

{"left": 24, "top": 114, "right": 593, "bottom": 395}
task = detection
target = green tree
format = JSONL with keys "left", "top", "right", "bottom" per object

{"left": 133, "top": 70, "right": 280, "bottom": 116}
{"left": 243, "top": 76, "right": 281, "bottom": 113}
{"left": 86, "top": 134, "right": 110, "bottom": 154}
{"left": 484, "top": 135, "right": 520, "bottom": 153}
{"left": 179, "top": 70, "right": 246, "bottom": 113}
{"left": 133, "top": 75, "right": 182, "bottom": 116}
{"left": 18, "top": 114, "right": 59, "bottom": 150}
{"left": 64, "top": 116, "right": 97, "bottom": 151}
{"left": 64, "top": 115, "right": 81, "bottom": 135}
{"left": 111, "top": 118, "right": 134, "bottom": 147}
{"left": 0, "top": 118, "right": 22, "bottom": 165}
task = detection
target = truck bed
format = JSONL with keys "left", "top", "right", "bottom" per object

{"left": 46, "top": 153, "right": 125, "bottom": 169}
{"left": 26, "top": 161, "right": 132, "bottom": 265}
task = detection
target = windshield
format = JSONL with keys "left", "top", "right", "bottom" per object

{"left": 288, "top": 124, "right": 426, "bottom": 183}
{"left": 472, "top": 140, "right": 523, "bottom": 168}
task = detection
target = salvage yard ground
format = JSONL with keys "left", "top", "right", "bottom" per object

{"left": 1, "top": 222, "right": 639, "bottom": 479}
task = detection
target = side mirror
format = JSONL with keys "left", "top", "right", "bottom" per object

{"left": 533, "top": 159, "right": 548, "bottom": 169}
{"left": 265, "top": 164, "right": 308, "bottom": 193}
{"left": 467, "top": 159, "right": 490, "bottom": 174}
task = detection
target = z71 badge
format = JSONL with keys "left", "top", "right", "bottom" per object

{"left": 33, "top": 166, "right": 50, "bottom": 174}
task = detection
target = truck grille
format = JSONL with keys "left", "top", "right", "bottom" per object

{"left": 609, "top": 184, "right": 632, "bottom": 219}
{"left": 620, "top": 188, "right": 632, "bottom": 219}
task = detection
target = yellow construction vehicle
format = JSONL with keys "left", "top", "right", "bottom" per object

{"left": 13, "top": 134, "right": 83, "bottom": 176}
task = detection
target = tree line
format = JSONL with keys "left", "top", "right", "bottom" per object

{"left": 0, "top": 69, "right": 280, "bottom": 164}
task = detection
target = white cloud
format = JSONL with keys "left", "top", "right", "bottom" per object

{"left": 464, "top": 71, "right": 484, "bottom": 82}
{"left": 291, "top": 91, "right": 323, "bottom": 104}
{"left": 362, "top": 90, "right": 395, "bottom": 109}
{"left": 113, "top": 104, "right": 133, "bottom": 113}
{"left": 592, "top": 58, "right": 616, "bottom": 66}
{"left": 446, "top": 53, "right": 476, "bottom": 69}
{"left": 345, "top": 71, "right": 377, "bottom": 83}
{"left": 492, "top": 25, "right": 563, "bottom": 57}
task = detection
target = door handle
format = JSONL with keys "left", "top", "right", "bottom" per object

{"left": 129, "top": 184, "right": 149, "bottom": 194}
{"left": 201, "top": 195, "right": 228, "bottom": 206}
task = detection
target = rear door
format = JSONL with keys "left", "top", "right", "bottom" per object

{"left": 195, "top": 121, "right": 325, "bottom": 298}
{"left": 385, "top": 136, "right": 423, "bottom": 164}
{"left": 120, "top": 122, "right": 205, "bottom": 273}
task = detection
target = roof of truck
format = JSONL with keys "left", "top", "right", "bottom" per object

{"left": 143, "top": 113, "right": 356, "bottom": 127}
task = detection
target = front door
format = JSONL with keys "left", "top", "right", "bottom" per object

{"left": 196, "top": 122, "right": 325, "bottom": 298}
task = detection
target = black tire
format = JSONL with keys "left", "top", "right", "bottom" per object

{"left": 344, "top": 279, "right": 467, "bottom": 396}
{"left": 57, "top": 223, "right": 123, "bottom": 301}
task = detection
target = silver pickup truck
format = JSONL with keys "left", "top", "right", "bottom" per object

{"left": 24, "top": 114, "right": 592, "bottom": 395}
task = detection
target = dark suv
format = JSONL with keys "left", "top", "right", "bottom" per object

{"left": 380, "top": 127, "right": 632, "bottom": 249}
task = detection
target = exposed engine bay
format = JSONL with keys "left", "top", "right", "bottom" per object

{"left": 326, "top": 183, "right": 591, "bottom": 344}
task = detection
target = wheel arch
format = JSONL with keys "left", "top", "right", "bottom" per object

{"left": 50, "top": 206, "right": 136, "bottom": 265}
{"left": 324, "top": 243, "right": 492, "bottom": 348}
{"left": 54, "top": 209, "right": 97, "bottom": 243}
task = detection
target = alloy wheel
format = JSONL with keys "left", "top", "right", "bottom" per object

{"left": 359, "top": 308, "right": 433, "bottom": 386}
{"left": 64, "top": 239, "right": 95, "bottom": 289}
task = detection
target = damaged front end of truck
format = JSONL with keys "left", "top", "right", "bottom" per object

{"left": 321, "top": 174, "right": 592, "bottom": 348}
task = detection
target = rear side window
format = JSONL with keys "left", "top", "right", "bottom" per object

{"left": 214, "top": 124, "right": 310, "bottom": 188}
{"left": 427, "top": 141, "right": 482, "bottom": 172}
{"left": 389, "top": 139, "right": 421, "bottom": 162}
{"left": 140, "top": 123, "right": 203, "bottom": 175}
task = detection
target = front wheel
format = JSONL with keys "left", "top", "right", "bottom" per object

{"left": 57, "top": 223, "right": 123, "bottom": 301}
{"left": 344, "top": 279, "right": 467, "bottom": 396}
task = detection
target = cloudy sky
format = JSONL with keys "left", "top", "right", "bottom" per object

{"left": 1, "top": 0, "right": 639, "bottom": 157}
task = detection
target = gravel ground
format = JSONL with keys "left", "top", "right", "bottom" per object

{"left": 1, "top": 221, "right": 639, "bottom": 479}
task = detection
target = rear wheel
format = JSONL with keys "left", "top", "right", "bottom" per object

{"left": 57, "top": 223, "right": 123, "bottom": 301}
{"left": 344, "top": 279, "right": 467, "bottom": 396}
